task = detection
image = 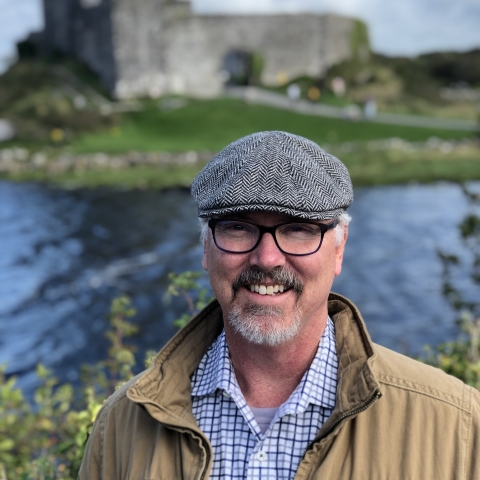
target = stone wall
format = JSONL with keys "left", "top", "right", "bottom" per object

{"left": 39, "top": 0, "right": 364, "bottom": 99}
{"left": 42, "top": 0, "right": 117, "bottom": 91}
{"left": 110, "top": 0, "right": 171, "bottom": 98}
{"left": 160, "top": 13, "right": 355, "bottom": 98}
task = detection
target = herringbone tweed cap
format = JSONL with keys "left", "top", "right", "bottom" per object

{"left": 191, "top": 131, "right": 353, "bottom": 220}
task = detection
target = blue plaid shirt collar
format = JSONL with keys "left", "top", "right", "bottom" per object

{"left": 191, "top": 317, "right": 337, "bottom": 414}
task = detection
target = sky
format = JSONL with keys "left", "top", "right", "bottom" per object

{"left": 1, "top": 0, "right": 480, "bottom": 72}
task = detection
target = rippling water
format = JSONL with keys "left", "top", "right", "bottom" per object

{"left": 0, "top": 180, "right": 478, "bottom": 391}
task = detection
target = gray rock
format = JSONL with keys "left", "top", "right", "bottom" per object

{"left": 0, "top": 119, "right": 15, "bottom": 142}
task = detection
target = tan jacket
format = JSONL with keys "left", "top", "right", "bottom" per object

{"left": 79, "top": 294, "right": 480, "bottom": 480}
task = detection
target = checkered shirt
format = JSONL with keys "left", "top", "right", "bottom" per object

{"left": 191, "top": 318, "right": 338, "bottom": 480}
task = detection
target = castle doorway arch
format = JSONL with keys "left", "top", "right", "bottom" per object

{"left": 221, "top": 50, "right": 253, "bottom": 86}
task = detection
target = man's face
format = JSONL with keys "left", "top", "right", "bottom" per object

{"left": 202, "top": 211, "right": 347, "bottom": 346}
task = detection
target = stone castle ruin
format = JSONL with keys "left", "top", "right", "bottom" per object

{"left": 37, "top": 0, "right": 369, "bottom": 99}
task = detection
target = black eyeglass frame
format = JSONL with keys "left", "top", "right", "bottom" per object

{"left": 208, "top": 218, "right": 339, "bottom": 256}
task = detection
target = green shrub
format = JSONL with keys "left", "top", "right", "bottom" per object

{"left": 165, "top": 271, "right": 213, "bottom": 328}
{"left": 421, "top": 311, "right": 480, "bottom": 389}
{"left": 419, "top": 185, "right": 480, "bottom": 388}
{"left": 0, "top": 295, "right": 138, "bottom": 479}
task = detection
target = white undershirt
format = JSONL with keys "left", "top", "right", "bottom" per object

{"left": 249, "top": 406, "right": 279, "bottom": 434}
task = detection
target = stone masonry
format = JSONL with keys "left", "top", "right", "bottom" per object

{"left": 38, "top": 0, "right": 366, "bottom": 99}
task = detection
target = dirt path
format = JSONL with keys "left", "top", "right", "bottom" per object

{"left": 225, "top": 87, "right": 478, "bottom": 132}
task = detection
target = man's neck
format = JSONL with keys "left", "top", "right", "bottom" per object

{"left": 225, "top": 320, "right": 327, "bottom": 408}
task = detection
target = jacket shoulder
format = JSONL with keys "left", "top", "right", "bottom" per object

{"left": 95, "top": 370, "right": 148, "bottom": 423}
{"left": 372, "top": 343, "right": 478, "bottom": 412}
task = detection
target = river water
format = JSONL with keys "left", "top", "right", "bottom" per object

{"left": 0, "top": 180, "right": 478, "bottom": 392}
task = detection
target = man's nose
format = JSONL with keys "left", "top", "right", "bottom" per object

{"left": 248, "top": 232, "right": 286, "bottom": 269}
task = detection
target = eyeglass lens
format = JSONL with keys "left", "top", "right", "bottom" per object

{"left": 213, "top": 220, "right": 326, "bottom": 255}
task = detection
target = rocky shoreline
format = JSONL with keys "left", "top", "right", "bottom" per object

{"left": 0, "top": 137, "right": 478, "bottom": 178}
{"left": 0, "top": 149, "right": 214, "bottom": 175}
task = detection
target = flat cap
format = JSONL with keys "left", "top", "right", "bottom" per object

{"left": 191, "top": 131, "right": 353, "bottom": 220}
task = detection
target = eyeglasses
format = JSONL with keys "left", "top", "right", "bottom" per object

{"left": 208, "top": 218, "right": 338, "bottom": 256}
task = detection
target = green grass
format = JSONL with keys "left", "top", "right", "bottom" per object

{"left": 336, "top": 149, "right": 480, "bottom": 185}
{"left": 3, "top": 97, "right": 479, "bottom": 189}
{"left": 71, "top": 98, "right": 475, "bottom": 154}
{"left": 2, "top": 163, "right": 208, "bottom": 190}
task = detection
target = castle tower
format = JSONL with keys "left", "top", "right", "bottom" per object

{"left": 42, "top": 0, "right": 117, "bottom": 92}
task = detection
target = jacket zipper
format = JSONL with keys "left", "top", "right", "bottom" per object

{"left": 157, "top": 421, "right": 211, "bottom": 480}
{"left": 302, "top": 390, "right": 382, "bottom": 459}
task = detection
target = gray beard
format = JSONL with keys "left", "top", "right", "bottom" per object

{"left": 227, "top": 303, "right": 301, "bottom": 347}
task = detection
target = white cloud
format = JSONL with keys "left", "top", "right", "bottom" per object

{"left": 192, "top": 0, "right": 480, "bottom": 55}
{"left": 0, "top": 0, "right": 43, "bottom": 70}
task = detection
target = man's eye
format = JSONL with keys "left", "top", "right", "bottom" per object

{"left": 287, "top": 224, "right": 312, "bottom": 232}
{"left": 282, "top": 224, "right": 320, "bottom": 236}
{"left": 224, "top": 222, "right": 246, "bottom": 231}
{"left": 288, "top": 225, "right": 308, "bottom": 232}
{"left": 217, "top": 222, "right": 255, "bottom": 235}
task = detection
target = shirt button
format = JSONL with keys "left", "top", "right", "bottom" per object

{"left": 256, "top": 451, "right": 268, "bottom": 462}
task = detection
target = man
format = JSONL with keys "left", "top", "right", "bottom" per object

{"left": 80, "top": 131, "right": 480, "bottom": 479}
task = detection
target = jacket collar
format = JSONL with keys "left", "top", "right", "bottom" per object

{"left": 127, "top": 293, "right": 382, "bottom": 434}
{"left": 318, "top": 293, "right": 382, "bottom": 440}
{"left": 127, "top": 300, "right": 224, "bottom": 430}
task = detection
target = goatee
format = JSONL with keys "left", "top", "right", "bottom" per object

{"left": 228, "top": 267, "right": 304, "bottom": 346}
{"left": 227, "top": 303, "right": 301, "bottom": 346}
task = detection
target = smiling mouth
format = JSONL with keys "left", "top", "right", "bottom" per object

{"left": 247, "top": 284, "right": 290, "bottom": 296}
{"left": 232, "top": 267, "right": 303, "bottom": 300}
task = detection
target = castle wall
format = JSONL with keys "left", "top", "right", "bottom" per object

{"left": 110, "top": 0, "right": 176, "bottom": 98}
{"left": 40, "top": 0, "right": 360, "bottom": 100}
{"left": 42, "top": 0, "right": 117, "bottom": 92}
{"left": 160, "top": 13, "right": 354, "bottom": 98}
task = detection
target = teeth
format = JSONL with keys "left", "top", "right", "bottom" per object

{"left": 248, "top": 284, "right": 287, "bottom": 296}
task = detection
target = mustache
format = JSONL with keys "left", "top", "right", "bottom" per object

{"left": 232, "top": 267, "right": 304, "bottom": 298}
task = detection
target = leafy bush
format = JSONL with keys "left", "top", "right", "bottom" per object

{"left": 0, "top": 295, "right": 139, "bottom": 479}
{"left": 0, "top": 275, "right": 208, "bottom": 479}
{"left": 165, "top": 271, "right": 213, "bottom": 329}
{"left": 421, "top": 311, "right": 480, "bottom": 390}
{"left": 419, "top": 185, "right": 480, "bottom": 388}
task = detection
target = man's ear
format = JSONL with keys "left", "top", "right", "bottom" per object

{"left": 334, "top": 224, "right": 348, "bottom": 277}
